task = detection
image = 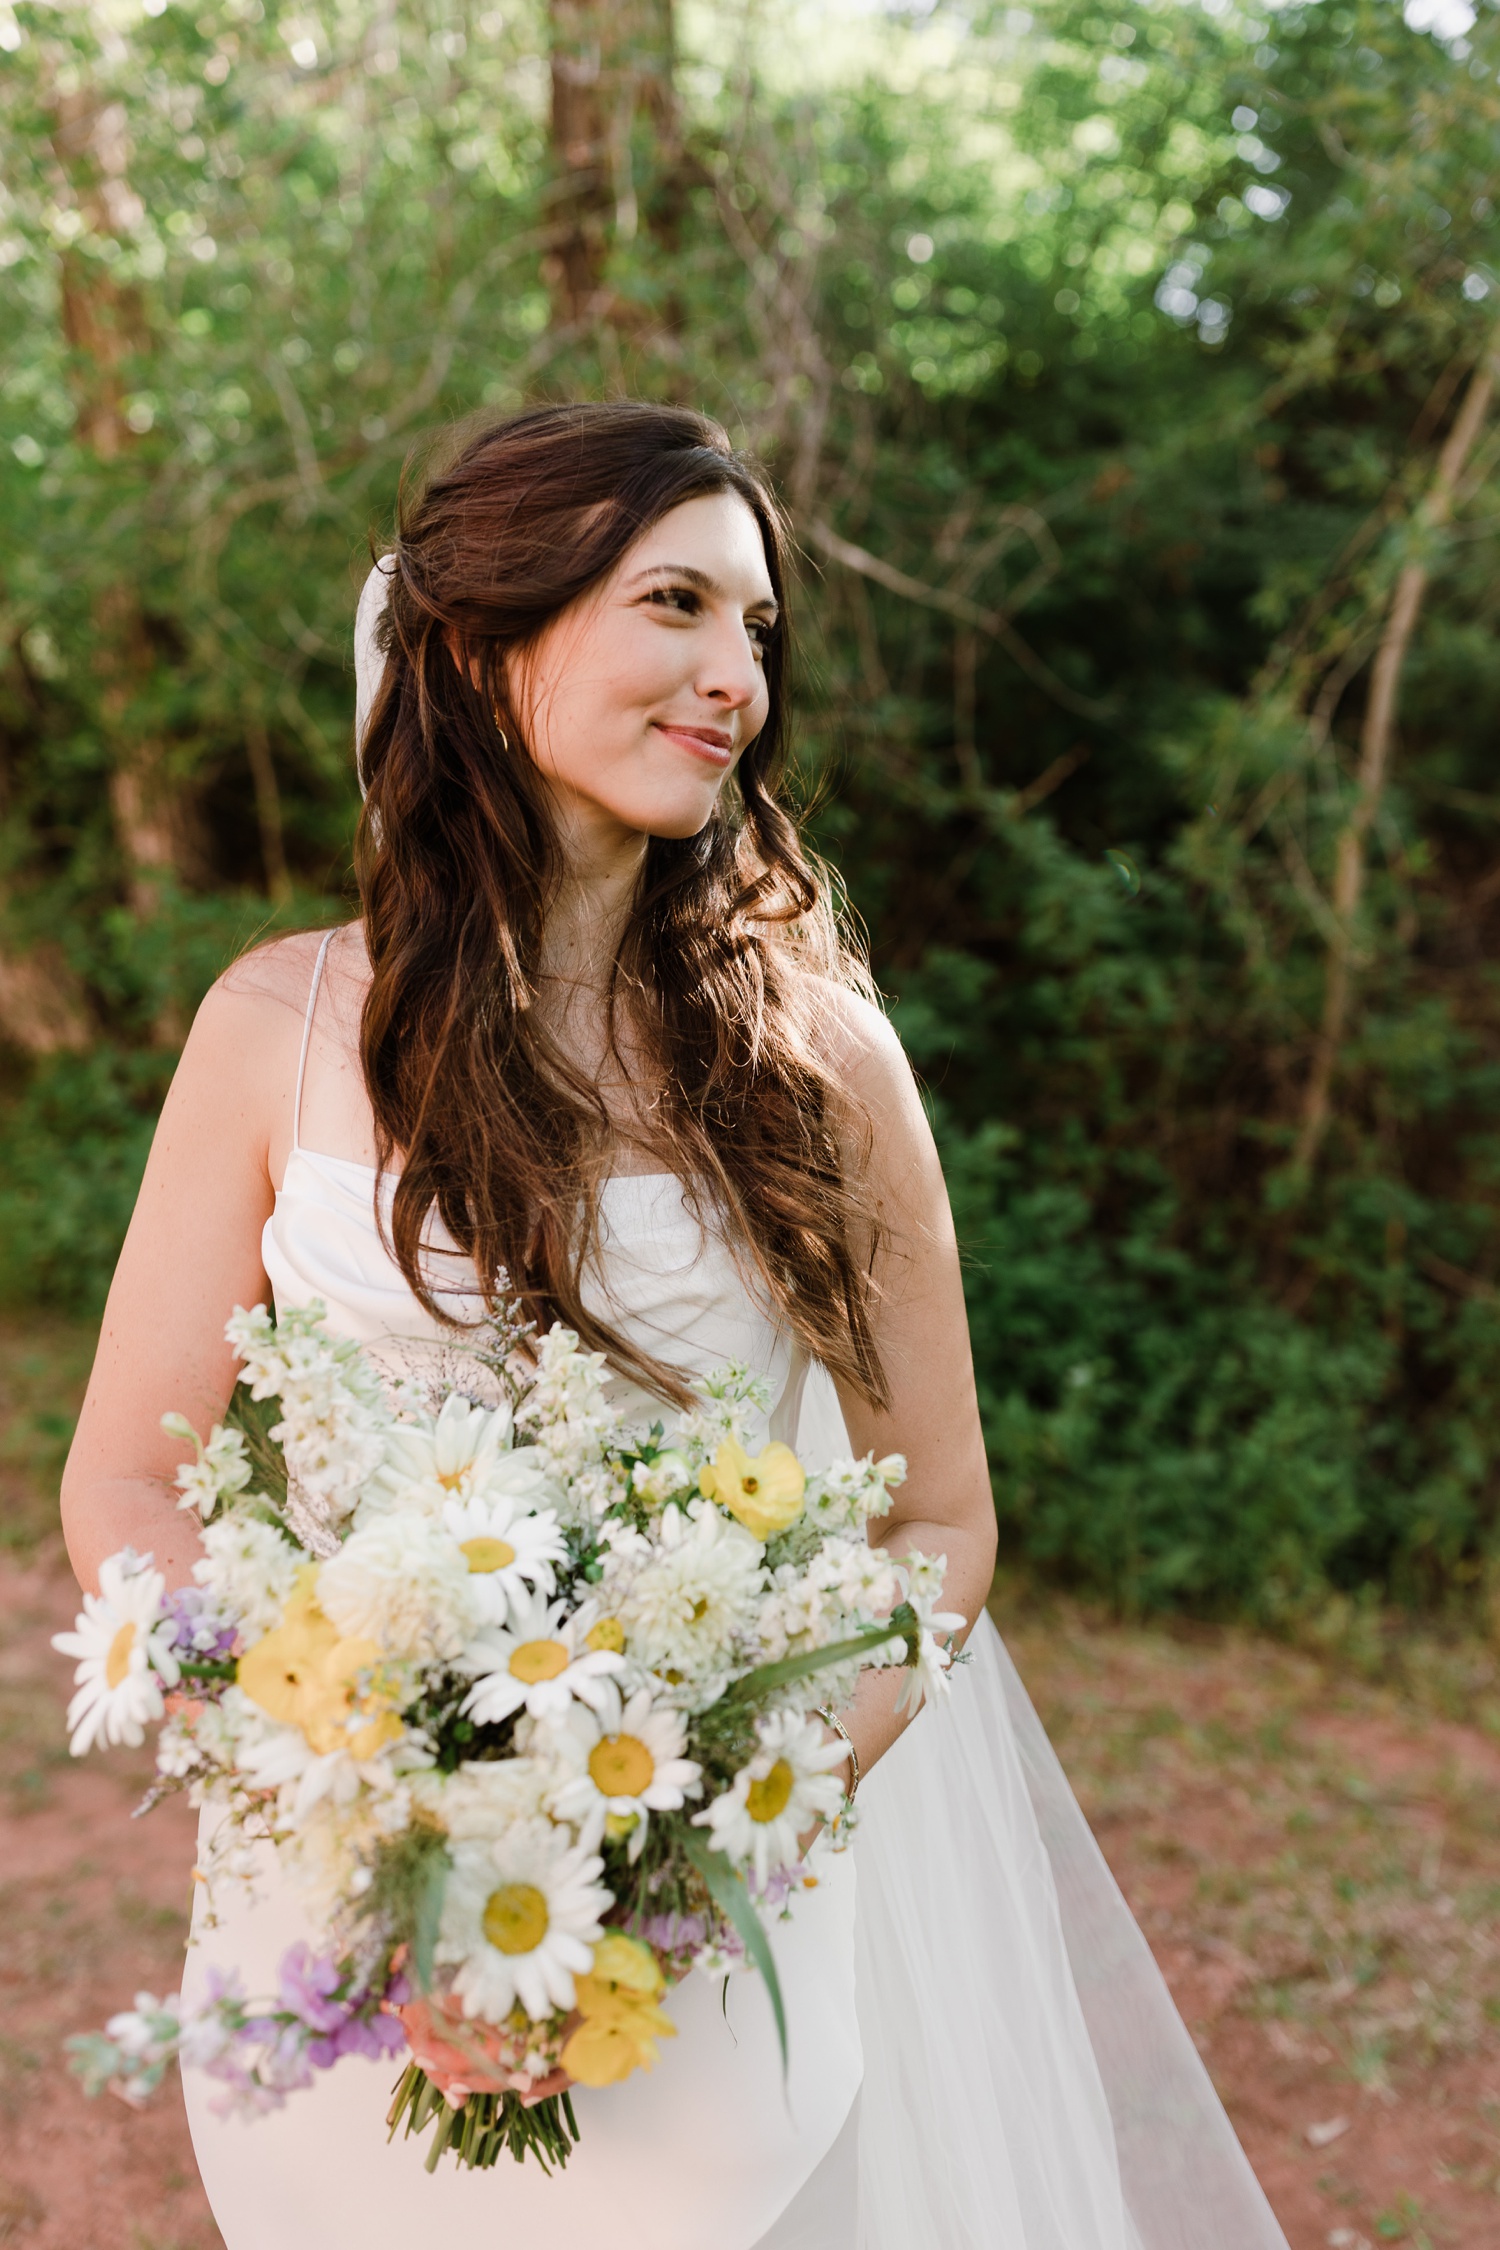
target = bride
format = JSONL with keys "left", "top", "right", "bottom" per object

{"left": 60, "top": 400, "right": 1288, "bottom": 2250}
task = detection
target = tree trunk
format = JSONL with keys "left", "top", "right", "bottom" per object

{"left": 49, "top": 86, "right": 199, "bottom": 914}
{"left": 1292, "top": 331, "right": 1500, "bottom": 1177}
{"left": 545, "top": 0, "right": 676, "bottom": 331}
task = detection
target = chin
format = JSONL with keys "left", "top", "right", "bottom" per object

{"left": 605, "top": 780, "right": 730, "bottom": 843}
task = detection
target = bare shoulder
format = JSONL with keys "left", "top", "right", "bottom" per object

{"left": 805, "top": 978, "right": 918, "bottom": 1114}
{"left": 215, "top": 926, "right": 337, "bottom": 1017}
{"left": 176, "top": 927, "right": 344, "bottom": 1122}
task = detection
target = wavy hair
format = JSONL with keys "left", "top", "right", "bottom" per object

{"left": 355, "top": 400, "right": 887, "bottom": 1408}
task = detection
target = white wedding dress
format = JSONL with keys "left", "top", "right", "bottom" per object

{"left": 176, "top": 574, "right": 1294, "bottom": 2250}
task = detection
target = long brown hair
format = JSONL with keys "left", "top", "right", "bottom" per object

{"left": 355, "top": 400, "right": 887, "bottom": 1408}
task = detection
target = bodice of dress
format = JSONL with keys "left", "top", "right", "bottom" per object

{"left": 261, "top": 1149, "right": 824, "bottom": 1449}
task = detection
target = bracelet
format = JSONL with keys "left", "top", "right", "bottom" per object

{"left": 815, "top": 1706, "right": 860, "bottom": 1804}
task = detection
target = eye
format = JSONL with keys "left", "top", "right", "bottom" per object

{"left": 746, "top": 616, "right": 778, "bottom": 652}
{"left": 643, "top": 584, "right": 701, "bottom": 617}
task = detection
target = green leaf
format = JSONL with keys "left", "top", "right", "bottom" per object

{"left": 726, "top": 1606, "right": 915, "bottom": 1704}
{"left": 412, "top": 1851, "right": 447, "bottom": 1994}
{"left": 682, "top": 1831, "right": 788, "bottom": 2080}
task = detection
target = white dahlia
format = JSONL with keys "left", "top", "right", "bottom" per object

{"left": 436, "top": 1818, "right": 612, "bottom": 2022}
{"left": 317, "top": 1512, "right": 474, "bottom": 1662}
{"left": 461, "top": 1593, "right": 624, "bottom": 1727}
{"left": 693, "top": 1710, "right": 847, "bottom": 1885}
{"left": 545, "top": 1682, "right": 701, "bottom": 1861}
{"left": 420, "top": 1755, "right": 552, "bottom": 1842}
{"left": 609, "top": 1499, "right": 764, "bottom": 1701}
{"left": 53, "top": 1553, "right": 181, "bottom": 1756}
{"left": 440, "top": 1490, "right": 568, "bottom": 1627}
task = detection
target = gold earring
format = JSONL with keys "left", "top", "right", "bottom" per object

{"left": 490, "top": 701, "right": 510, "bottom": 753}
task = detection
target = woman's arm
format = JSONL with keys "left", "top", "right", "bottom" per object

{"left": 824, "top": 991, "right": 999, "bottom": 1785}
{"left": 58, "top": 937, "right": 318, "bottom": 1595}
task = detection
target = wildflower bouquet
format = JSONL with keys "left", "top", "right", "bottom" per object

{"left": 57, "top": 1300, "right": 962, "bottom": 2174}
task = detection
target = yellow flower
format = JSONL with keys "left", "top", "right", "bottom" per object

{"left": 561, "top": 1933, "right": 677, "bottom": 2087}
{"left": 698, "top": 1438, "right": 805, "bottom": 1542}
{"left": 237, "top": 1566, "right": 401, "bottom": 1759}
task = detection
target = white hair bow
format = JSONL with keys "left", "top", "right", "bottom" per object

{"left": 353, "top": 555, "right": 396, "bottom": 795}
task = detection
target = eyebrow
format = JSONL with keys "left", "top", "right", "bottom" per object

{"left": 626, "top": 561, "right": 779, "bottom": 614}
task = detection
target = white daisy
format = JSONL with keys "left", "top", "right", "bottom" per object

{"left": 896, "top": 1553, "right": 966, "bottom": 1715}
{"left": 461, "top": 1593, "right": 624, "bottom": 1727}
{"left": 367, "top": 1394, "right": 558, "bottom": 1519}
{"left": 53, "top": 1553, "right": 181, "bottom": 1756}
{"left": 439, "top": 1490, "right": 568, "bottom": 1627}
{"left": 693, "top": 1710, "right": 847, "bottom": 1885}
{"left": 317, "top": 1512, "right": 474, "bottom": 1662}
{"left": 436, "top": 1817, "right": 612, "bottom": 2022}
{"left": 545, "top": 1682, "right": 701, "bottom": 1861}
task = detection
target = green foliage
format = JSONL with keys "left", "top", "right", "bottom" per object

{"left": 6, "top": 0, "right": 1500, "bottom": 1612}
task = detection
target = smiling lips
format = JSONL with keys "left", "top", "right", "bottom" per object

{"left": 653, "top": 722, "right": 735, "bottom": 769}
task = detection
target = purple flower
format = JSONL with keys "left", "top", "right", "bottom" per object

{"left": 161, "top": 1587, "right": 237, "bottom": 1659}
{"left": 308, "top": 2013, "right": 406, "bottom": 2069}
{"left": 276, "top": 1944, "right": 347, "bottom": 2035}
{"left": 640, "top": 1912, "right": 706, "bottom": 1957}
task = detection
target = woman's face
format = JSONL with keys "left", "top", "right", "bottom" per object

{"left": 510, "top": 490, "right": 778, "bottom": 853}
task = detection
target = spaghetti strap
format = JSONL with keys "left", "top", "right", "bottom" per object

{"left": 292, "top": 930, "right": 336, "bottom": 1154}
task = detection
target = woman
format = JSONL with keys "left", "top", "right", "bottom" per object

{"left": 61, "top": 402, "right": 1288, "bottom": 2249}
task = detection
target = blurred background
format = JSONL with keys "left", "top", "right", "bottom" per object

{"left": 4, "top": 0, "right": 1500, "bottom": 2244}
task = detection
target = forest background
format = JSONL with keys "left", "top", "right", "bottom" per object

{"left": 3, "top": 0, "right": 1500, "bottom": 1629}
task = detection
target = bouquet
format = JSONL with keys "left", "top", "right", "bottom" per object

{"left": 55, "top": 1298, "right": 963, "bottom": 2174}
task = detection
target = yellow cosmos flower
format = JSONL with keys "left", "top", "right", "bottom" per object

{"left": 699, "top": 1437, "right": 805, "bottom": 1542}
{"left": 237, "top": 1567, "right": 402, "bottom": 1760}
{"left": 562, "top": 1933, "right": 677, "bottom": 2088}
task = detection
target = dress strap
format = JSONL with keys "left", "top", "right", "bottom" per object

{"left": 292, "top": 929, "right": 336, "bottom": 1154}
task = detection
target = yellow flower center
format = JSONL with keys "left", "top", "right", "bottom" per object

{"left": 105, "top": 1620, "right": 137, "bottom": 1689}
{"left": 460, "top": 1536, "right": 516, "bottom": 1574}
{"left": 436, "top": 1466, "right": 469, "bottom": 1491}
{"left": 745, "top": 1758, "right": 795, "bottom": 1824}
{"left": 742, "top": 1474, "right": 760, "bottom": 1494}
{"left": 508, "top": 1638, "right": 570, "bottom": 1684}
{"left": 586, "top": 1616, "right": 626, "bottom": 1653}
{"left": 482, "top": 1881, "right": 550, "bottom": 1956}
{"left": 588, "top": 1733, "right": 655, "bottom": 1798}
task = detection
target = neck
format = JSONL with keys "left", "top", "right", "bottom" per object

{"left": 539, "top": 790, "right": 650, "bottom": 993}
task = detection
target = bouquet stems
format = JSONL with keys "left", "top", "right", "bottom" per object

{"left": 386, "top": 2061, "right": 581, "bottom": 2173}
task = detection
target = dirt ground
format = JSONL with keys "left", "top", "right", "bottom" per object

{"left": 4, "top": 1319, "right": 1500, "bottom": 2248}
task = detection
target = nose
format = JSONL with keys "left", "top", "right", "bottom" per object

{"left": 694, "top": 617, "right": 767, "bottom": 716}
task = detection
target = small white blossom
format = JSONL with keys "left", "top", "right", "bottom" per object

{"left": 227, "top": 1302, "right": 390, "bottom": 1537}
{"left": 163, "top": 1416, "right": 254, "bottom": 1523}
{"left": 193, "top": 1515, "right": 299, "bottom": 1640}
